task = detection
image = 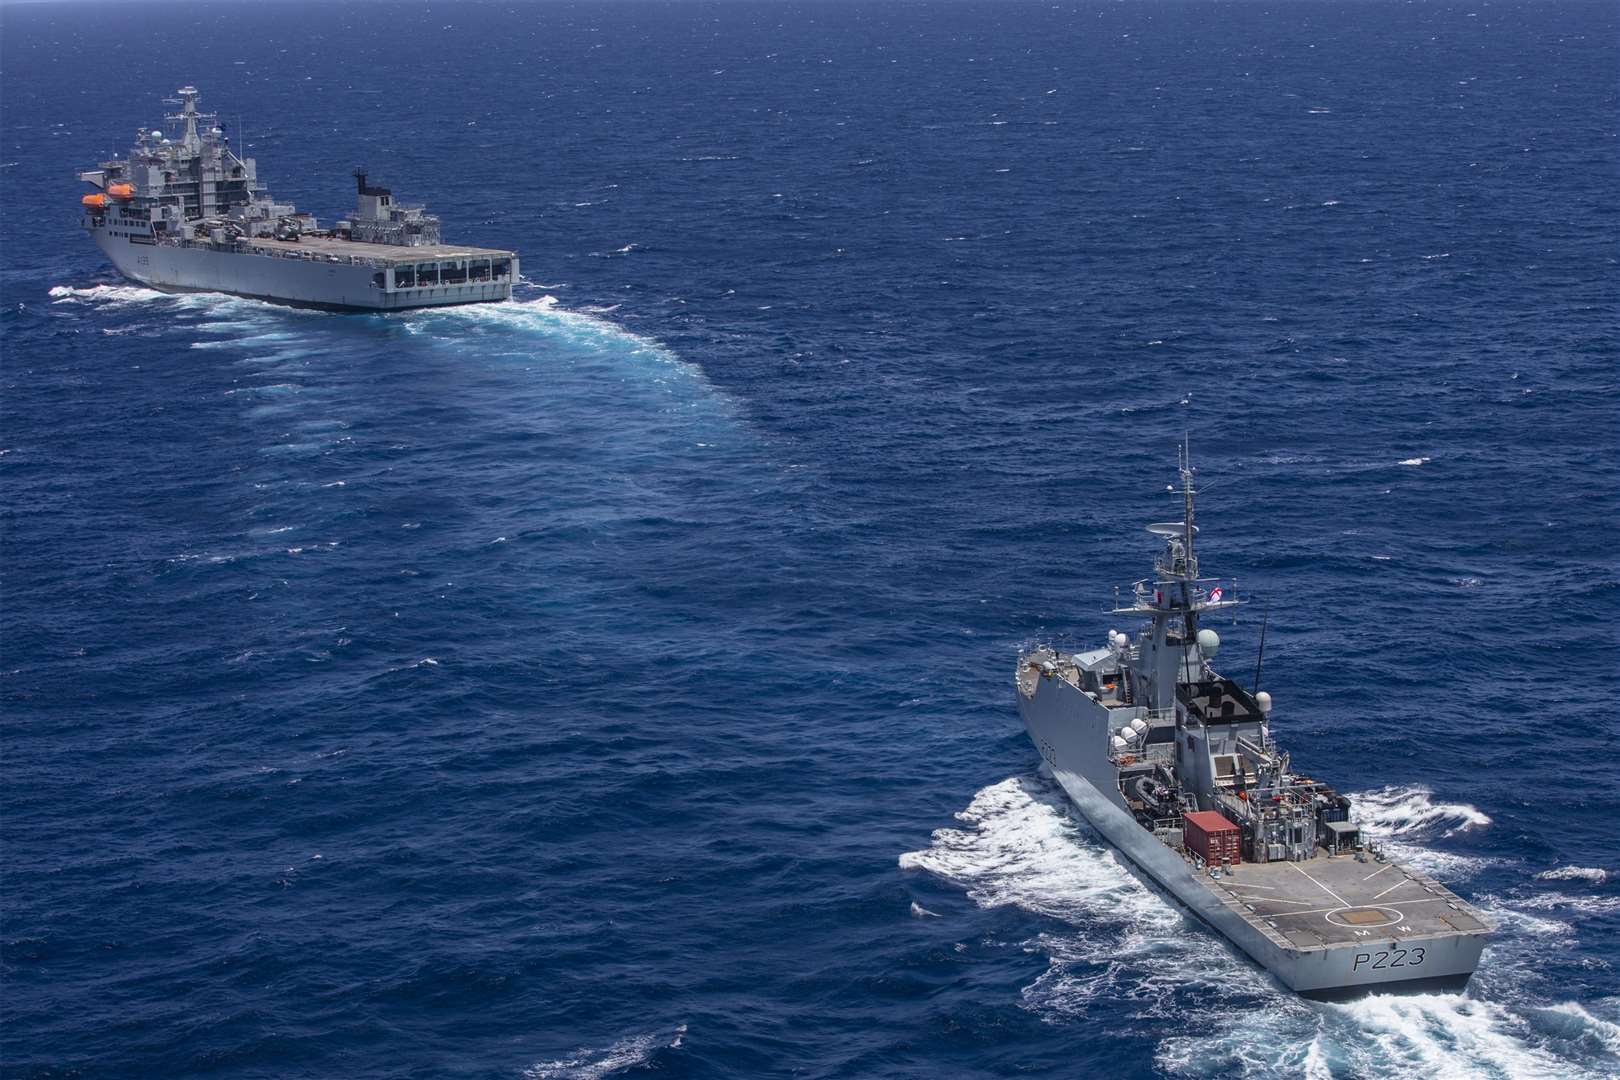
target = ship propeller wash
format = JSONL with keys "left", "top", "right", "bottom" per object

{"left": 77, "top": 87, "right": 517, "bottom": 310}
{"left": 1015, "top": 448, "right": 1491, "bottom": 998}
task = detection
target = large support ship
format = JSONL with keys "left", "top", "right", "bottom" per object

{"left": 77, "top": 87, "right": 517, "bottom": 311}
{"left": 1016, "top": 450, "right": 1491, "bottom": 998}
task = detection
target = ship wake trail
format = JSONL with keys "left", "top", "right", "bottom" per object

{"left": 899, "top": 775, "right": 1271, "bottom": 1016}
{"left": 522, "top": 1023, "right": 687, "bottom": 1079}
{"left": 403, "top": 295, "right": 719, "bottom": 396}
{"left": 1156, "top": 991, "right": 1619, "bottom": 1080}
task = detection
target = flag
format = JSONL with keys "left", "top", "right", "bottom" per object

{"left": 1209, "top": 587, "right": 1223, "bottom": 604}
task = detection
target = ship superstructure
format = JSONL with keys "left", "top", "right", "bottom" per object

{"left": 1015, "top": 448, "right": 1491, "bottom": 997}
{"left": 77, "top": 87, "right": 516, "bottom": 310}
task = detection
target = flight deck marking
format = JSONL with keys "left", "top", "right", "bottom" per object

{"left": 1249, "top": 896, "right": 1318, "bottom": 907}
{"left": 1268, "top": 896, "right": 1451, "bottom": 919}
{"left": 1362, "top": 864, "right": 1394, "bottom": 883}
{"left": 1288, "top": 862, "right": 1350, "bottom": 907}
{"left": 1372, "top": 876, "right": 1419, "bottom": 901}
{"left": 1269, "top": 904, "right": 1353, "bottom": 918}
{"left": 1222, "top": 882, "right": 1278, "bottom": 891}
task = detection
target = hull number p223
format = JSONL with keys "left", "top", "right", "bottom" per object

{"left": 1353, "top": 946, "right": 1424, "bottom": 971}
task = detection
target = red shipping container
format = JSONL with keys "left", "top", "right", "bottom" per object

{"left": 1184, "top": 810, "right": 1241, "bottom": 865}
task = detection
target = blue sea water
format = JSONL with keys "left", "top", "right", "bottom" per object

{"left": 3, "top": 1, "right": 1618, "bottom": 1076}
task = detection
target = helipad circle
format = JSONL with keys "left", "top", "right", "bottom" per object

{"left": 1324, "top": 905, "right": 1404, "bottom": 929}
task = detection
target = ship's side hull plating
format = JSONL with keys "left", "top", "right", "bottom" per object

{"left": 1016, "top": 669, "right": 1485, "bottom": 997}
{"left": 93, "top": 230, "right": 512, "bottom": 311}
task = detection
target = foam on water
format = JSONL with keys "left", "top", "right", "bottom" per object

{"left": 404, "top": 295, "right": 717, "bottom": 395}
{"left": 522, "top": 1024, "right": 686, "bottom": 1080}
{"left": 46, "top": 281, "right": 324, "bottom": 324}
{"left": 1537, "top": 867, "right": 1610, "bottom": 885}
{"left": 1346, "top": 785, "right": 1497, "bottom": 879}
{"left": 900, "top": 775, "right": 1270, "bottom": 1020}
{"left": 47, "top": 283, "right": 168, "bottom": 307}
{"left": 1503, "top": 892, "right": 1620, "bottom": 916}
{"left": 1352, "top": 785, "right": 1492, "bottom": 840}
{"left": 898, "top": 775, "right": 1168, "bottom": 926}
{"left": 1322, "top": 993, "right": 1606, "bottom": 1080}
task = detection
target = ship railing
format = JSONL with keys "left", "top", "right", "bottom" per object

{"left": 167, "top": 235, "right": 394, "bottom": 271}
{"left": 1110, "top": 741, "right": 1174, "bottom": 767}
{"left": 1111, "top": 576, "right": 1240, "bottom": 614}
{"left": 1237, "top": 734, "right": 1272, "bottom": 759}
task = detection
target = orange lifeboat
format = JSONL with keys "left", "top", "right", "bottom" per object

{"left": 81, "top": 193, "right": 107, "bottom": 208}
{"left": 107, "top": 182, "right": 134, "bottom": 199}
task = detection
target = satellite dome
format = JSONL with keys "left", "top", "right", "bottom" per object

{"left": 1196, "top": 628, "right": 1220, "bottom": 657}
{"left": 1256, "top": 691, "right": 1272, "bottom": 713}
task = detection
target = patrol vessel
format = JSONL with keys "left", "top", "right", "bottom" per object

{"left": 1016, "top": 449, "right": 1491, "bottom": 998}
{"left": 77, "top": 87, "right": 517, "bottom": 311}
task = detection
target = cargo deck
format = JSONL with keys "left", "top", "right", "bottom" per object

{"left": 241, "top": 234, "right": 515, "bottom": 267}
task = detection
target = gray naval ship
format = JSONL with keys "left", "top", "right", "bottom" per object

{"left": 1017, "top": 450, "right": 1491, "bottom": 998}
{"left": 77, "top": 87, "right": 517, "bottom": 311}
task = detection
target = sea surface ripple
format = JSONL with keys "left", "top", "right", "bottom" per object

{"left": 2, "top": 2, "right": 1617, "bottom": 1077}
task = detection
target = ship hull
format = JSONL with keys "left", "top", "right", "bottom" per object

{"left": 1016, "top": 669, "right": 1486, "bottom": 997}
{"left": 92, "top": 229, "right": 513, "bottom": 312}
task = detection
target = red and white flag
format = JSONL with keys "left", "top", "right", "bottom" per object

{"left": 1209, "top": 587, "right": 1223, "bottom": 604}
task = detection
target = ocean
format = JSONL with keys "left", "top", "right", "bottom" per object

{"left": 2, "top": 1, "right": 1617, "bottom": 1077}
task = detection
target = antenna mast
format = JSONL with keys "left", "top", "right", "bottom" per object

{"left": 1180, "top": 435, "right": 1198, "bottom": 579}
{"left": 1253, "top": 599, "right": 1270, "bottom": 694}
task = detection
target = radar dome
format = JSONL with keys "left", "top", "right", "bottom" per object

{"left": 1196, "top": 628, "right": 1220, "bottom": 657}
{"left": 1256, "top": 691, "right": 1272, "bottom": 713}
